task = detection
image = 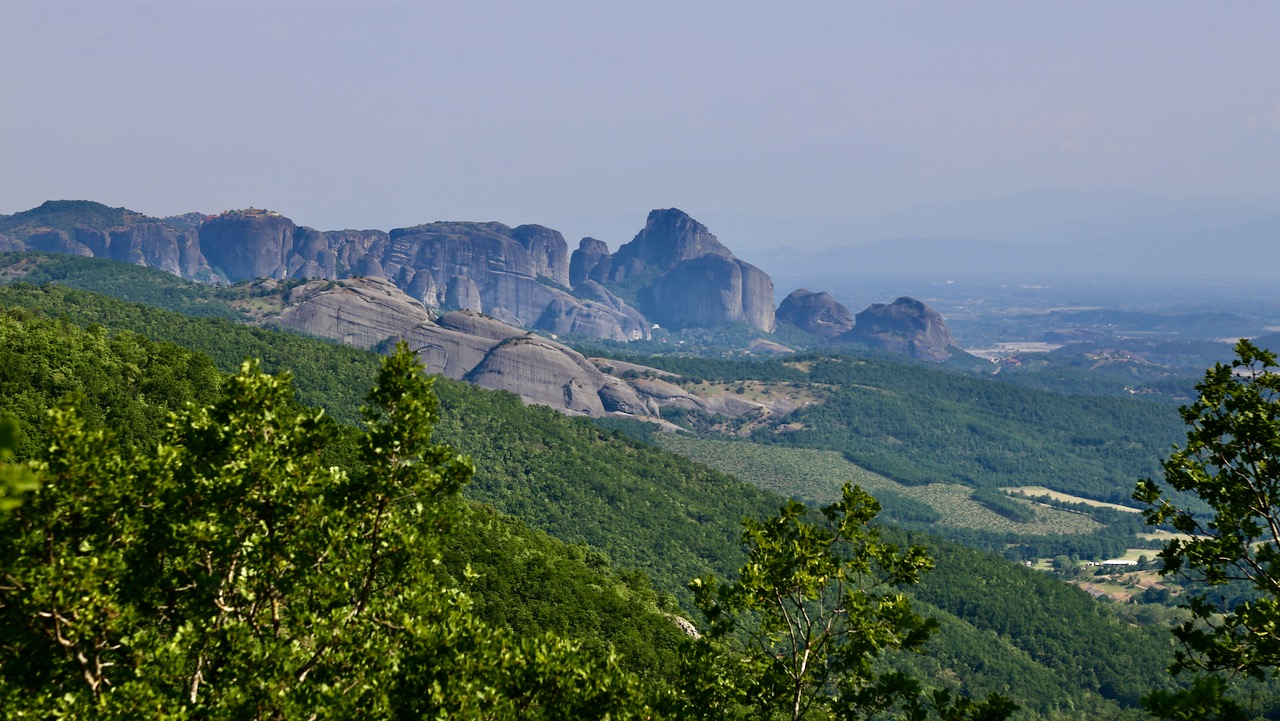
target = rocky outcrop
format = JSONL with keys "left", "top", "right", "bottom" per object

{"left": 649, "top": 255, "right": 742, "bottom": 330}
{"left": 737, "top": 260, "right": 777, "bottom": 332}
{"left": 265, "top": 277, "right": 791, "bottom": 420}
{"left": 445, "top": 276, "right": 483, "bottom": 312}
{"left": 198, "top": 209, "right": 343, "bottom": 283}
{"left": 535, "top": 280, "right": 650, "bottom": 341}
{"left": 274, "top": 276, "right": 434, "bottom": 348}
{"left": 648, "top": 254, "right": 776, "bottom": 332}
{"left": 0, "top": 201, "right": 215, "bottom": 278}
{"left": 270, "top": 278, "right": 655, "bottom": 417}
{"left": 569, "top": 237, "right": 610, "bottom": 288}
{"left": 23, "top": 230, "right": 93, "bottom": 257}
{"left": 536, "top": 298, "right": 630, "bottom": 341}
{"left": 104, "top": 222, "right": 205, "bottom": 278}
{"left": 377, "top": 221, "right": 569, "bottom": 326}
{"left": 288, "top": 227, "right": 339, "bottom": 280}
{"left": 512, "top": 224, "right": 570, "bottom": 288}
{"left": 836, "top": 296, "right": 956, "bottom": 361}
{"left": 582, "top": 209, "right": 776, "bottom": 333}
{"left": 464, "top": 337, "right": 609, "bottom": 417}
{"left": 747, "top": 338, "right": 795, "bottom": 355}
{"left": 2, "top": 200, "right": 771, "bottom": 340}
{"left": 199, "top": 210, "right": 303, "bottom": 282}
{"left": 594, "top": 208, "right": 733, "bottom": 282}
{"left": 327, "top": 229, "right": 391, "bottom": 277}
{"left": 776, "top": 289, "right": 855, "bottom": 338}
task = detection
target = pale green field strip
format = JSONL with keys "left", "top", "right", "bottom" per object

{"left": 658, "top": 436, "right": 1101, "bottom": 536}
{"left": 1138, "top": 530, "right": 1193, "bottom": 541}
{"left": 1002, "top": 486, "right": 1143, "bottom": 513}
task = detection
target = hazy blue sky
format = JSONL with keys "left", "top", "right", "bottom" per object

{"left": 3, "top": 1, "right": 1279, "bottom": 244}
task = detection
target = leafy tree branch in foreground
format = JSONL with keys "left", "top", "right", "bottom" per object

{"left": 0, "top": 343, "right": 650, "bottom": 719}
{"left": 679, "top": 484, "right": 1017, "bottom": 721}
{"left": 1136, "top": 339, "right": 1280, "bottom": 719}
{"left": 1, "top": 332, "right": 1021, "bottom": 719}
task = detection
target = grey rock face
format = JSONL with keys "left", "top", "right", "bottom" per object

{"left": 25, "top": 229, "right": 93, "bottom": 257}
{"left": 464, "top": 337, "right": 608, "bottom": 417}
{"left": 327, "top": 229, "right": 390, "bottom": 276}
{"left": 737, "top": 259, "right": 776, "bottom": 333}
{"left": 572, "top": 281, "right": 650, "bottom": 339}
{"left": 274, "top": 277, "right": 434, "bottom": 348}
{"left": 535, "top": 298, "right": 644, "bottom": 342}
{"left": 4, "top": 200, "right": 777, "bottom": 341}
{"left": 435, "top": 310, "right": 526, "bottom": 341}
{"left": 628, "top": 378, "right": 708, "bottom": 412}
{"left": 647, "top": 255, "right": 774, "bottom": 332}
{"left": 585, "top": 209, "right": 776, "bottom": 333}
{"left": 267, "top": 277, "right": 786, "bottom": 421}
{"left": 404, "top": 268, "right": 438, "bottom": 305}
{"left": 445, "top": 276, "right": 483, "bottom": 312}
{"left": 288, "top": 228, "right": 339, "bottom": 280}
{"left": 375, "top": 221, "right": 565, "bottom": 327}
{"left": 597, "top": 376, "right": 652, "bottom": 415}
{"left": 776, "top": 289, "right": 855, "bottom": 338}
{"left": 199, "top": 210, "right": 298, "bottom": 281}
{"left": 271, "top": 278, "right": 640, "bottom": 417}
{"left": 105, "top": 223, "right": 183, "bottom": 276}
{"left": 836, "top": 296, "right": 956, "bottom": 361}
{"left": 650, "top": 255, "right": 743, "bottom": 330}
{"left": 0, "top": 201, "right": 213, "bottom": 278}
{"left": 512, "top": 224, "right": 570, "bottom": 288}
{"left": 569, "top": 237, "right": 610, "bottom": 288}
{"left": 533, "top": 280, "right": 651, "bottom": 342}
{"left": 597, "top": 208, "right": 733, "bottom": 283}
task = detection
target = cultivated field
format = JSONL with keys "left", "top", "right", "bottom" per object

{"left": 1004, "top": 486, "right": 1143, "bottom": 514}
{"left": 658, "top": 436, "right": 1102, "bottom": 536}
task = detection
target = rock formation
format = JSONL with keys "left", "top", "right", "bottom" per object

{"left": 512, "top": 224, "right": 570, "bottom": 288}
{"left": 836, "top": 296, "right": 956, "bottom": 361}
{"left": 569, "top": 238, "right": 610, "bottom": 287}
{"left": 0, "top": 200, "right": 216, "bottom": 279}
{"left": 582, "top": 209, "right": 776, "bottom": 333}
{"left": 550, "top": 280, "right": 650, "bottom": 341}
{"left": 274, "top": 276, "right": 433, "bottom": 348}
{"left": 104, "top": 222, "right": 206, "bottom": 278}
{"left": 2, "top": 200, "right": 774, "bottom": 340}
{"left": 200, "top": 209, "right": 307, "bottom": 282}
{"left": 776, "top": 289, "right": 855, "bottom": 338}
{"left": 268, "top": 277, "right": 785, "bottom": 420}
{"left": 445, "top": 276, "right": 483, "bottom": 312}
{"left": 270, "top": 277, "right": 646, "bottom": 417}
{"left": 592, "top": 208, "right": 733, "bottom": 282}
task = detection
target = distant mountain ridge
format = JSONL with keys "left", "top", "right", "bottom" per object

{"left": 0, "top": 200, "right": 961, "bottom": 363}
{"left": 0, "top": 201, "right": 781, "bottom": 341}
{"left": 718, "top": 189, "right": 1280, "bottom": 279}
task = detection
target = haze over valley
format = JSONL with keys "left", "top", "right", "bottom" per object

{"left": 5, "top": 1, "right": 1280, "bottom": 718}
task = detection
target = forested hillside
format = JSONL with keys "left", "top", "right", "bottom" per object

{"left": 616, "top": 352, "right": 1184, "bottom": 504}
{"left": 0, "top": 310, "right": 690, "bottom": 687}
{"left": 0, "top": 254, "right": 1204, "bottom": 716}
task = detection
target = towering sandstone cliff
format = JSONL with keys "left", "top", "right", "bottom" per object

{"left": 836, "top": 296, "right": 956, "bottom": 361}
{"left": 572, "top": 208, "right": 776, "bottom": 333}
{"left": 776, "top": 289, "right": 855, "bottom": 338}
{"left": 3, "top": 200, "right": 962, "bottom": 365}
{"left": 2, "top": 201, "right": 779, "bottom": 338}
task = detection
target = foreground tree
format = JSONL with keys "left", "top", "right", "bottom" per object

{"left": 1135, "top": 339, "right": 1280, "bottom": 718}
{"left": 676, "top": 483, "right": 1016, "bottom": 721}
{"left": 0, "top": 343, "right": 651, "bottom": 719}
{"left": 0, "top": 418, "right": 37, "bottom": 513}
